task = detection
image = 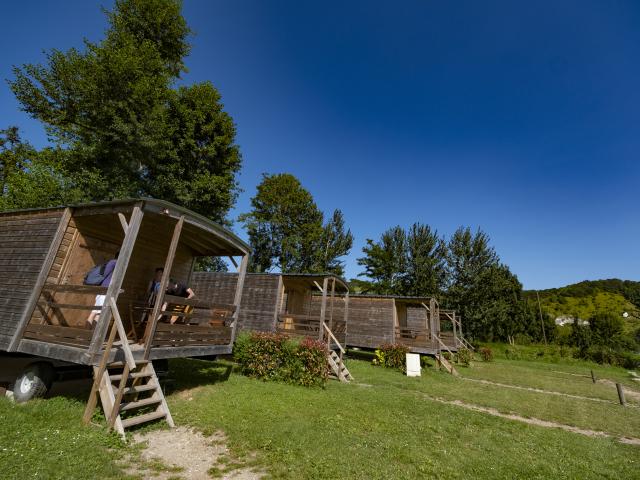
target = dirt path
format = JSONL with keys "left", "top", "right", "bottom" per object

{"left": 127, "top": 427, "right": 264, "bottom": 480}
{"left": 462, "top": 377, "right": 639, "bottom": 407}
{"left": 422, "top": 394, "right": 640, "bottom": 446}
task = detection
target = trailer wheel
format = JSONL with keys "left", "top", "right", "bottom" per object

{"left": 13, "top": 362, "right": 55, "bottom": 403}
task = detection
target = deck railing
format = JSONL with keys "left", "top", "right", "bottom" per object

{"left": 276, "top": 313, "right": 321, "bottom": 336}
{"left": 22, "top": 284, "right": 236, "bottom": 350}
{"left": 394, "top": 327, "right": 433, "bottom": 348}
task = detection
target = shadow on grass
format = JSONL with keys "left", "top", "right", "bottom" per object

{"left": 166, "top": 358, "right": 236, "bottom": 393}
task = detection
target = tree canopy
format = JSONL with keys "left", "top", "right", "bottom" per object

{"left": 240, "top": 173, "right": 352, "bottom": 275}
{"left": 7, "top": 0, "right": 240, "bottom": 223}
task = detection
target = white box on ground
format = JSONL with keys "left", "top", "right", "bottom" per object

{"left": 406, "top": 353, "right": 421, "bottom": 377}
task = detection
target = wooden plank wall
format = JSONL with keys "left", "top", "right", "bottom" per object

{"left": 310, "top": 296, "right": 395, "bottom": 349}
{"left": 0, "top": 210, "right": 65, "bottom": 349}
{"left": 191, "top": 273, "right": 280, "bottom": 333}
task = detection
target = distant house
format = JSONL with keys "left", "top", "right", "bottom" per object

{"left": 555, "top": 316, "right": 589, "bottom": 326}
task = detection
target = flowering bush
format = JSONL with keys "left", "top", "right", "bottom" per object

{"left": 373, "top": 343, "right": 410, "bottom": 371}
{"left": 479, "top": 347, "right": 494, "bottom": 362}
{"left": 456, "top": 347, "right": 472, "bottom": 366}
{"left": 233, "top": 332, "right": 328, "bottom": 387}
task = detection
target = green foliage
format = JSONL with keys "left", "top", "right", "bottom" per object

{"left": 233, "top": 331, "right": 328, "bottom": 387}
{"left": 479, "top": 347, "right": 494, "bottom": 362}
{"left": 240, "top": 173, "right": 352, "bottom": 274}
{"left": 357, "top": 223, "right": 446, "bottom": 296}
{"left": 0, "top": 127, "right": 92, "bottom": 210}
{"left": 7, "top": 0, "right": 240, "bottom": 222}
{"left": 456, "top": 347, "right": 472, "bottom": 366}
{"left": 372, "top": 343, "right": 410, "bottom": 371}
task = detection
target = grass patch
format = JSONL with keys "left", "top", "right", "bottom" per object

{"left": 167, "top": 358, "right": 640, "bottom": 479}
{"left": 0, "top": 396, "right": 135, "bottom": 479}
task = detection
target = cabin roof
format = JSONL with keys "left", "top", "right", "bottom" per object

{"left": 0, "top": 198, "right": 250, "bottom": 256}
{"left": 349, "top": 293, "right": 436, "bottom": 303}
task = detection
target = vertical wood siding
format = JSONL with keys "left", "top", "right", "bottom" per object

{"left": 0, "top": 210, "right": 65, "bottom": 349}
{"left": 191, "top": 273, "right": 280, "bottom": 332}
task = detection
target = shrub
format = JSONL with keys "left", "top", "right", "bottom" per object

{"left": 456, "top": 348, "right": 472, "bottom": 366}
{"left": 233, "top": 332, "right": 328, "bottom": 387}
{"left": 373, "top": 343, "right": 410, "bottom": 371}
{"left": 479, "top": 347, "right": 494, "bottom": 362}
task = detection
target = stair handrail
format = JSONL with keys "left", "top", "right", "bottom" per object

{"left": 322, "top": 322, "right": 345, "bottom": 354}
{"left": 434, "top": 334, "right": 459, "bottom": 376}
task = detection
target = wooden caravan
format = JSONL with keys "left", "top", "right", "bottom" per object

{"left": 0, "top": 199, "right": 249, "bottom": 435}
{"left": 191, "top": 272, "right": 353, "bottom": 381}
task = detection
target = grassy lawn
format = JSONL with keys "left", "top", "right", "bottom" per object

{"left": 1, "top": 354, "right": 639, "bottom": 479}
{"left": 166, "top": 357, "right": 640, "bottom": 479}
{"left": 0, "top": 396, "right": 135, "bottom": 479}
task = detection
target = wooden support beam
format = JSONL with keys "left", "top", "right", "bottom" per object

{"left": 143, "top": 215, "right": 185, "bottom": 359}
{"left": 230, "top": 254, "right": 249, "bottom": 343}
{"left": 313, "top": 281, "right": 324, "bottom": 293}
{"left": 228, "top": 256, "right": 238, "bottom": 268}
{"left": 88, "top": 205, "right": 144, "bottom": 359}
{"left": 329, "top": 278, "right": 336, "bottom": 332}
{"left": 117, "top": 213, "right": 129, "bottom": 233}
{"left": 273, "top": 274, "right": 284, "bottom": 331}
{"left": 318, "top": 277, "right": 329, "bottom": 341}
{"left": 429, "top": 298, "right": 438, "bottom": 350}
{"left": 343, "top": 291, "right": 350, "bottom": 345}
{"left": 9, "top": 208, "right": 72, "bottom": 351}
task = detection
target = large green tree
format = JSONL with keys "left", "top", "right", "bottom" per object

{"left": 240, "top": 173, "right": 352, "bottom": 274}
{"left": 8, "top": 0, "right": 240, "bottom": 222}
{"left": 357, "top": 223, "right": 446, "bottom": 297}
{"left": 0, "top": 127, "right": 88, "bottom": 210}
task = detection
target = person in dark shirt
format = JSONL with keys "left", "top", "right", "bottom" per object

{"left": 166, "top": 279, "right": 195, "bottom": 299}
{"left": 164, "top": 279, "right": 195, "bottom": 324}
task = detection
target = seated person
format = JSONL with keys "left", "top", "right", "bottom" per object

{"left": 146, "top": 267, "right": 164, "bottom": 306}
{"left": 164, "top": 279, "right": 195, "bottom": 324}
{"left": 86, "top": 252, "right": 119, "bottom": 328}
{"left": 166, "top": 279, "right": 195, "bottom": 299}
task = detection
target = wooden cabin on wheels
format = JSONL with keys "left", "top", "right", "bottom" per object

{"left": 191, "top": 272, "right": 353, "bottom": 382}
{"left": 0, "top": 199, "right": 249, "bottom": 436}
{"left": 309, "top": 294, "right": 472, "bottom": 374}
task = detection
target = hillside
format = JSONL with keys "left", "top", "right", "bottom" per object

{"left": 524, "top": 279, "right": 640, "bottom": 332}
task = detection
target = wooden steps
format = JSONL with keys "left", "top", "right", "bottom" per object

{"left": 435, "top": 352, "right": 459, "bottom": 376}
{"left": 82, "top": 298, "right": 174, "bottom": 438}
{"left": 93, "top": 361, "right": 174, "bottom": 437}
{"left": 328, "top": 349, "right": 353, "bottom": 383}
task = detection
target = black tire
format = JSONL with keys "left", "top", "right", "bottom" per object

{"left": 12, "top": 362, "right": 55, "bottom": 403}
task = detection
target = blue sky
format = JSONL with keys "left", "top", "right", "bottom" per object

{"left": 1, "top": 1, "right": 639, "bottom": 289}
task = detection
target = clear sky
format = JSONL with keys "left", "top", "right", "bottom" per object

{"left": 1, "top": 1, "right": 638, "bottom": 289}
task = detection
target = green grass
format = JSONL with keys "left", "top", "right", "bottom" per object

{"left": 0, "top": 396, "right": 135, "bottom": 480}
{"left": 2, "top": 353, "right": 639, "bottom": 479}
{"left": 166, "top": 357, "right": 640, "bottom": 479}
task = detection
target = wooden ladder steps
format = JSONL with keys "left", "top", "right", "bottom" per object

{"left": 109, "top": 371, "right": 152, "bottom": 381}
{"left": 119, "top": 396, "right": 162, "bottom": 412}
{"left": 121, "top": 410, "right": 167, "bottom": 429}
{"left": 123, "top": 383, "right": 158, "bottom": 395}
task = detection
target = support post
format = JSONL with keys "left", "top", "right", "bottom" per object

{"left": 329, "top": 278, "right": 336, "bottom": 333}
{"left": 616, "top": 383, "right": 626, "bottom": 406}
{"left": 273, "top": 274, "right": 284, "bottom": 331}
{"left": 142, "top": 216, "right": 184, "bottom": 359}
{"left": 88, "top": 206, "right": 144, "bottom": 359}
{"left": 231, "top": 254, "right": 249, "bottom": 342}
{"left": 452, "top": 312, "right": 458, "bottom": 348}
{"left": 318, "top": 277, "right": 329, "bottom": 341}
{"left": 429, "top": 298, "right": 438, "bottom": 350}
{"left": 343, "top": 291, "right": 350, "bottom": 346}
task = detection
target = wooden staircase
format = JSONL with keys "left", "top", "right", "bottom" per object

{"left": 83, "top": 297, "right": 174, "bottom": 437}
{"left": 322, "top": 323, "right": 353, "bottom": 383}
{"left": 434, "top": 334, "right": 459, "bottom": 376}
{"left": 328, "top": 349, "right": 353, "bottom": 382}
